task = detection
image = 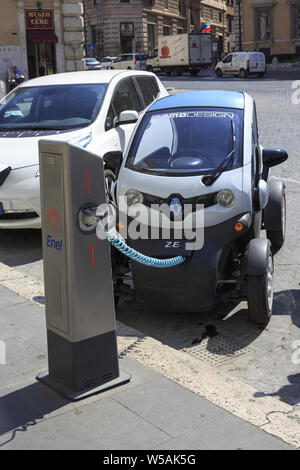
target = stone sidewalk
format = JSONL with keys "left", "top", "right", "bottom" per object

{"left": 0, "top": 284, "right": 292, "bottom": 450}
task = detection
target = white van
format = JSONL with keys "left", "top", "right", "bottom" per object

{"left": 215, "top": 52, "right": 266, "bottom": 78}
{"left": 111, "top": 53, "right": 147, "bottom": 71}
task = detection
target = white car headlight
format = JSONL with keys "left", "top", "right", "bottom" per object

{"left": 125, "top": 189, "right": 143, "bottom": 206}
{"left": 215, "top": 189, "right": 236, "bottom": 208}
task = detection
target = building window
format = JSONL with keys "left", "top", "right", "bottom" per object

{"left": 164, "top": 0, "right": 168, "bottom": 10}
{"left": 227, "top": 17, "right": 232, "bottom": 33}
{"left": 163, "top": 26, "right": 170, "bottom": 36}
{"left": 179, "top": 0, "right": 185, "bottom": 15}
{"left": 258, "top": 11, "right": 271, "bottom": 40}
{"left": 297, "top": 8, "right": 300, "bottom": 37}
{"left": 219, "top": 12, "right": 223, "bottom": 23}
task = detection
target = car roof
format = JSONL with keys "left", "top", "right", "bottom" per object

{"left": 148, "top": 90, "right": 245, "bottom": 111}
{"left": 18, "top": 70, "right": 152, "bottom": 87}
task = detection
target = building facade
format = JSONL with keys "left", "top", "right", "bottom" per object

{"left": 0, "top": 0, "right": 85, "bottom": 85}
{"left": 83, "top": 0, "right": 230, "bottom": 59}
{"left": 234, "top": 0, "right": 300, "bottom": 60}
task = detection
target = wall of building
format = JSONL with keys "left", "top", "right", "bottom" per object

{"left": 0, "top": 0, "right": 85, "bottom": 86}
{"left": 234, "top": 0, "right": 300, "bottom": 58}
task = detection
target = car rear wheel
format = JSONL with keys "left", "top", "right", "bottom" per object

{"left": 258, "top": 72, "right": 265, "bottom": 78}
{"left": 247, "top": 247, "right": 274, "bottom": 325}
{"left": 239, "top": 68, "right": 247, "bottom": 78}
{"left": 215, "top": 68, "right": 223, "bottom": 78}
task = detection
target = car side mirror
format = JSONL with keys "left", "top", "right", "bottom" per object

{"left": 115, "top": 110, "right": 139, "bottom": 127}
{"left": 262, "top": 148, "right": 288, "bottom": 168}
{"left": 103, "top": 151, "right": 123, "bottom": 178}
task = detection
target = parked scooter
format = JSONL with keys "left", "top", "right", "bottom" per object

{"left": 6, "top": 66, "right": 24, "bottom": 92}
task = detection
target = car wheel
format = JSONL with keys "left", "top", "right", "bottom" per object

{"left": 258, "top": 72, "right": 265, "bottom": 78}
{"left": 147, "top": 65, "right": 153, "bottom": 72}
{"left": 215, "top": 68, "right": 223, "bottom": 78}
{"left": 264, "top": 181, "right": 286, "bottom": 248}
{"left": 239, "top": 68, "right": 247, "bottom": 78}
{"left": 127, "top": 67, "right": 132, "bottom": 70}
{"left": 104, "top": 168, "right": 116, "bottom": 203}
{"left": 190, "top": 69, "right": 198, "bottom": 76}
{"left": 247, "top": 245, "right": 274, "bottom": 325}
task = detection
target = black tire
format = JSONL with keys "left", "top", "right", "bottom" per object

{"left": 247, "top": 249, "right": 274, "bottom": 325}
{"left": 104, "top": 168, "right": 116, "bottom": 203}
{"left": 190, "top": 69, "right": 198, "bottom": 76}
{"left": 127, "top": 67, "right": 132, "bottom": 70}
{"left": 239, "top": 68, "right": 247, "bottom": 78}
{"left": 264, "top": 181, "right": 286, "bottom": 248}
{"left": 258, "top": 72, "right": 265, "bottom": 78}
{"left": 147, "top": 65, "right": 153, "bottom": 72}
{"left": 215, "top": 68, "right": 223, "bottom": 78}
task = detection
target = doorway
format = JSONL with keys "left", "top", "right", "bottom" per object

{"left": 26, "top": 32, "right": 56, "bottom": 78}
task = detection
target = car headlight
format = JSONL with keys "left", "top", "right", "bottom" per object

{"left": 215, "top": 189, "right": 236, "bottom": 208}
{"left": 125, "top": 189, "right": 144, "bottom": 206}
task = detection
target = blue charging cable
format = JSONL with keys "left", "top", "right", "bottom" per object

{"left": 97, "top": 221, "right": 185, "bottom": 269}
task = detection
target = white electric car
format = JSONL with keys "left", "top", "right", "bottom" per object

{"left": 0, "top": 70, "right": 168, "bottom": 229}
{"left": 104, "top": 91, "right": 288, "bottom": 324}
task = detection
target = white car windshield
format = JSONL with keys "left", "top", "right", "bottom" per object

{"left": 0, "top": 84, "right": 107, "bottom": 131}
{"left": 126, "top": 107, "right": 243, "bottom": 176}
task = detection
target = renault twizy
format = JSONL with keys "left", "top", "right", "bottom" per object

{"left": 104, "top": 91, "right": 288, "bottom": 324}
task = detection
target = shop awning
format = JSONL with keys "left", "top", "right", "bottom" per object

{"left": 27, "top": 29, "right": 58, "bottom": 44}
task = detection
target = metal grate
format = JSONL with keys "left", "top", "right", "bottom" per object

{"left": 186, "top": 334, "right": 253, "bottom": 367}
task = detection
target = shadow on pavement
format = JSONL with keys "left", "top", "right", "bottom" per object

{"left": 0, "top": 229, "right": 42, "bottom": 267}
{"left": 254, "top": 373, "right": 300, "bottom": 406}
{"left": 273, "top": 288, "right": 300, "bottom": 328}
{"left": 0, "top": 381, "right": 68, "bottom": 447}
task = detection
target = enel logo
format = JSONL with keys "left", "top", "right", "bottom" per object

{"left": 47, "top": 235, "right": 63, "bottom": 251}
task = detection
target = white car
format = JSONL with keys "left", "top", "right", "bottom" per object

{"left": 0, "top": 70, "right": 168, "bottom": 229}
{"left": 83, "top": 58, "right": 102, "bottom": 70}
{"left": 98, "top": 57, "right": 116, "bottom": 70}
{"left": 215, "top": 52, "right": 266, "bottom": 78}
{"left": 111, "top": 53, "right": 147, "bottom": 70}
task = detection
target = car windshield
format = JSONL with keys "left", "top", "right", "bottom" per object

{"left": 126, "top": 107, "right": 244, "bottom": 176}
{"left": 0, "top": 83, "right": 107, "bottom": 131}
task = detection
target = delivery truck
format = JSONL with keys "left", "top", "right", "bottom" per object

{"left": 146, "top": 33, "right": 212, "bottom": 76}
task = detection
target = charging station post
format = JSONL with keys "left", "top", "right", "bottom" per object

{"left": 37, "top": 140, "right": 130, "bottom": 401}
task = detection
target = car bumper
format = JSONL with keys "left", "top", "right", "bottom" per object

{"left": 129, "top": 213, "right": 250, "bottom": 312}
{"left": 0, "top": 167, "right": 41, "bottom": 229}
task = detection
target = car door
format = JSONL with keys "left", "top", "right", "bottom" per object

{"left": 222, "top": 54, "right": 233, "bottom": 74}
{"left": 100, "top": 77, "right": 144, "bottom": 156}
{"left": 133, "top": 76, "right": 160, "bottom": 107}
